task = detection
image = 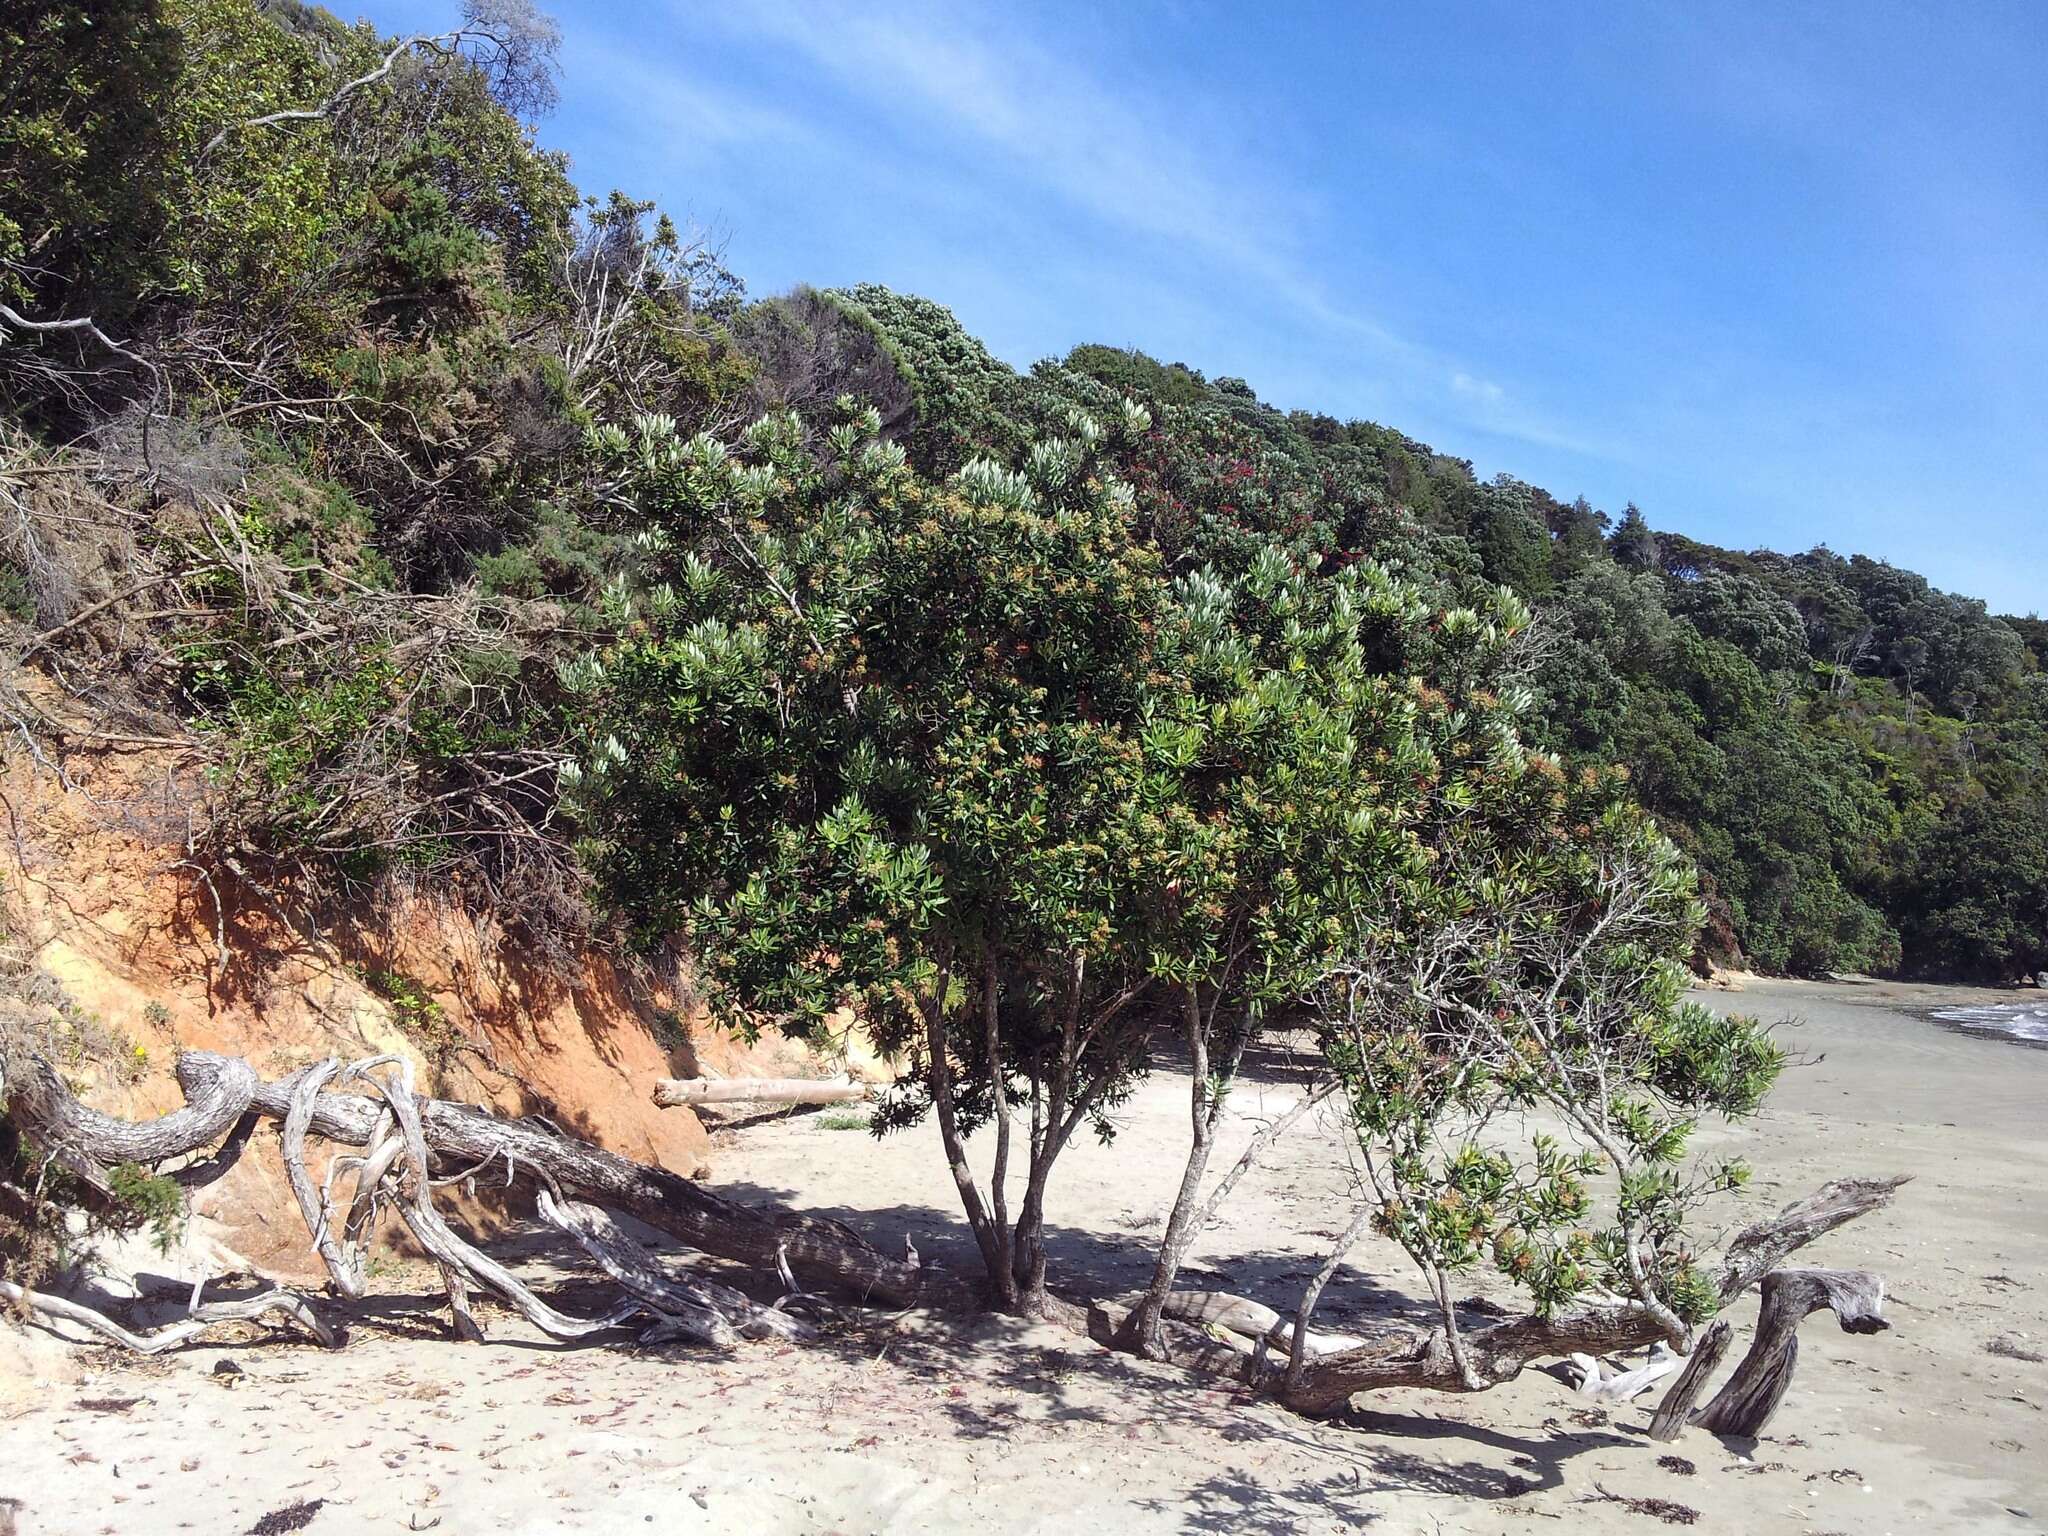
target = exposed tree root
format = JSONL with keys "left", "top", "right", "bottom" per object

{"left": 1, "top": 1048, "right": 926, "bottom": 1356}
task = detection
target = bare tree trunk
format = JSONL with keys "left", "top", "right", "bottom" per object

{"left": 1286, "top": 1199, "right": 1376, "bottom": 1392}
{"left": 982, "top": 948, "right": 1016, "bottom": 1309}
{"left": 1125, "top": 989, "right": 1236, "bottom": 1354}
{"left": 920, "top": 970, "right": 1008, "bottom": 1303}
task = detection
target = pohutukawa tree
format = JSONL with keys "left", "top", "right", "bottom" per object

{"left": 572, "top": 393, "right": 1733, "bottom": 1332}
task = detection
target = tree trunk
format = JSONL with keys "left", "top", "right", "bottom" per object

{"left": 19, "top": 1051, "right": 962, "bottom": 1310}
{"left": 1096, "top": 1178, "right": 1908, "bottom": 1415}
{"left": 920, "top": 977, "right": 1009, "bottom": 1305}
{"left": 1286, "top": 1199, "right": 1376, "bottom": 1392}
{"left": 1124, "top": 990, "right": 1218, "bottom": 1353}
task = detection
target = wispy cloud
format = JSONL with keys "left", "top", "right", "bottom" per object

{"left": 1450, "top": 371, "right": 1505, "bottom": 405}
{"left": 696, "top": 0, "right": 1308, "bottom": 293}
{"left": 568, "top": 35, "right": 815, "bottom": 159}
{"left": 623, "top": 0, "right": 1623, "bottom": 462}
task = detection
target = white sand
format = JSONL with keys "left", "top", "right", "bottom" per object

{"left": 3, "top": 977, "right": 2045, "bottom": 1534}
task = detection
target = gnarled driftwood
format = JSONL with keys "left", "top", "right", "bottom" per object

{"left": 1692, "top": 1267, "right": 1887, "bottom": 1437}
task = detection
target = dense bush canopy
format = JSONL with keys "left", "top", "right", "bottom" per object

{"left": 1, "top": 0, "right": 2041, "bottom": 990}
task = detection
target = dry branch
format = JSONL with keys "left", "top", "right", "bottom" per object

{"left": 2, "top": 1049, "right": 956, "bottom": 1344}
{"left": 0, "top": 1278, "right": 335, "bottom": 1352}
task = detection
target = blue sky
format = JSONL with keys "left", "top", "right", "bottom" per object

{"left": 362, "top": 0, "right": 2047, "bottom": 615}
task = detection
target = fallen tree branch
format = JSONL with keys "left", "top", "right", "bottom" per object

{"left": 0, "top": 1278, "right": 335, "bottom": 1352}
{"left": 653, "top": 1077, "right": 870, "bottom": 1108}
{"left": 1095, "top": 1176, "right": 1907, "bottom": 1415}
{"left": 3, "top": 1050, "right": 958, "bottom": 1329}
{"left": 0, "top": 1053, "right": 258, "bottom": 1203}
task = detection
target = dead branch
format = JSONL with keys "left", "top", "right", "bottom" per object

{"left": 3, "top": 1047, "right": 956, "bottom": 1351}
{"left": 200, "top": 3, "right": 556, "bottom": 158}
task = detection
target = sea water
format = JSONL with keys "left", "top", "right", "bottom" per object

{"left": 1929, "top": 1001, "right": 2048, "bottom": 1047}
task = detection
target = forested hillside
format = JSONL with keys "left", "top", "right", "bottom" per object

{"left": 3, "top": 0, "right": 2042, "bottom": 986}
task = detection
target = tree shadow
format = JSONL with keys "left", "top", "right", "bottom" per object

{"left": 713, "top": 1179, "right": 1443, "bottom": 1331}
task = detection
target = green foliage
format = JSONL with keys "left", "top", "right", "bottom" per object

{"left": 1323, "top": 769, "right": 1784, "bottom": 1326}
{"left": 0, "top": 0, "right": 183, "bottom": 312}
{"left": 107, "top": 1160, "right": 186, "bottom": 1255}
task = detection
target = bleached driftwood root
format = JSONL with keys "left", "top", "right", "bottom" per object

{"left": 0, "top": 1048, "right": 940, "bottom": 1357}
{"left": 1569, "top": 1341, "right": 1684, "bottom": 1402}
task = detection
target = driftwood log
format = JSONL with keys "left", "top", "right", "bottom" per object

{"left": 653, "top": 1077, "right": 870, "bottom": 1108}
{"left": 3, "top": 1048, "right": 1903, "bottom": 1428}
{"left": 1692, "top": 1267, "right": 1888, "bottom": 1436}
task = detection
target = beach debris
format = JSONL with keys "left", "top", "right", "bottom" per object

{"left": 1583, "top": 1483, "right": 1700, "bottom": 1524}
{"left": 1571, "top": 1342, "right": 1684, "bottom": 1401}
{"left": 1988, "top": 1336, "right": 2045, "bottom": 1363}
{"left": 1656, "top": 1455, "right": 1696, "bottom": 1476}
{"left": 72, "top": 1396, "right": 143, "bottom": 1413}
{"left": 652, "top": 1076, "right": 871, "bottom": 1108}
{"left": 246, "top": 1499, "right": 325, "bottom": 1535}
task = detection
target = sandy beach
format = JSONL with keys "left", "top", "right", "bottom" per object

{"left": 3, "top": 976, "right": 2045, "bottom": 1535}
